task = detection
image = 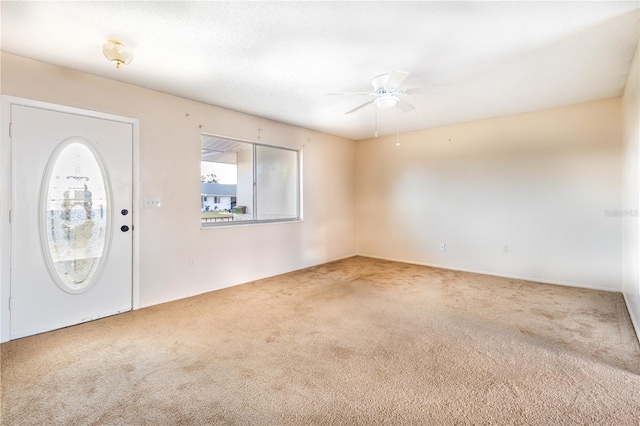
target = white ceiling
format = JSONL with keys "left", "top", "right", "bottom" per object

{"left": 1, "top": 1, "right": 639, "bottom": 140}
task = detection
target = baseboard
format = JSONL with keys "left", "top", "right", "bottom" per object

{"left": 356, "top": 253, "right": 619, "bottom": 293}
{"left": 622, "top": 292, "right": 640, "bottom": 344}
{"left": 138, "top": 252, "right": 359, "bottom": 310}
{"left": 324, "top": 253, "right": 359, "bottom": 263}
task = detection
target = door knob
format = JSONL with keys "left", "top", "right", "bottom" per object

{"left": 121, "top": 209, "right": 129, "bottom": 216}
{"left": 121, "top": 225, "right": 129, "bottom": 232}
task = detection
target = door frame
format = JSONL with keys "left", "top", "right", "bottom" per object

{"left": 0, "top": 95, "right": 141, "bottom": 343}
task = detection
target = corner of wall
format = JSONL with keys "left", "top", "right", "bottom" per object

{"left": 622, "top": 36, "right": 640, "bottom": 342}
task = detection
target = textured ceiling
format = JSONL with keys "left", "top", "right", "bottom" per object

{"left": 1, "top": 1, "right": 639, "bottom": 140}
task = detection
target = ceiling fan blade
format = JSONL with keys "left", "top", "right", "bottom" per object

{"left": 345, "top": 99, "right": 375, "bottom": 114}
{"left": 397, "top": 98, "right": 415, "bottom": 112}
{"left": 327, "top": 92, "right": 373, "bottom": 96}
{"left": 404, "top": 85, "right": 448, "bottom": 95}
{"left": 385, "top": 71, "right": 409, "bottom": 91}
{"left": 404, "top": 87, "right": 431, "bottom": 95}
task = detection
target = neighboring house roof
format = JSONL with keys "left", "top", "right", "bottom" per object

{"left": 201, "top": 183, "right": 236, "bottom": 196}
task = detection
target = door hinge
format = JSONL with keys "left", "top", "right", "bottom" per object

{"left": 8, "top": 209, "right": 11, "bottom": 224}
{"left": 9, "top": 122, "right": 12, "bottom": 137}
{"left": 8, "top": 297, "right": 12, "bottom": 311}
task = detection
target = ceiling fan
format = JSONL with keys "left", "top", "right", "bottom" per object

{"left": 329, "top": 71, "right": 424, "bottom": 114}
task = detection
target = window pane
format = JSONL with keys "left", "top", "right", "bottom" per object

{"left": 256, "top": 145, "right": 298, "bottom": 221}
{"left": 201, "top": 134, "right": 300, "bottom": 226}
{"left": 234, "top": 145, "right": 254, "bottom": 221}
{"left": 201, "top": 136, "right": 253, "bottom": 224}
{"left": 42, "top": 140, "right": 111, "bottom": 294}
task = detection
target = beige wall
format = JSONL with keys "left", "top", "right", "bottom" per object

{"left": 623, "top": 39, "right": 640, "bottom": 335}
{"left": 356, "top": 98, "right": 623, "bottom": 291}
{"left": 0, "top": 53, "right": 356, "bottom": 318}
{"left": 1, "top": 51, "right": 635, "bottom": 340}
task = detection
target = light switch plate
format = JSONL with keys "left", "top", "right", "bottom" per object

{"left": 144, "top": 196, "right": 161, "bottom": 209}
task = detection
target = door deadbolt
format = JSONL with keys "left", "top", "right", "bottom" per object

{"left": 121, "top": 225, "right": 130, "bottom": 232}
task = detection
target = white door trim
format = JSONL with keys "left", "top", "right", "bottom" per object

{"left": 0, "top": 95, "right": 141, "bottom": 343}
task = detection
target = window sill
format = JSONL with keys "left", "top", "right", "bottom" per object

{"left": 200, "top": 217, "right": 303, "bottom": 230}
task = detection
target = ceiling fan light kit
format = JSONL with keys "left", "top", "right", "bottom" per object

{"left": 375, "top": 95, "right": 399, "bottom": 109}
{"left": 102, "top": 39, "right": 133, "bottom": 69}
{"left": 331, "top": 70, "right": 420, "bottom": 139}
{"left": 334, "top": 70, "right": 418, "bottom": 115}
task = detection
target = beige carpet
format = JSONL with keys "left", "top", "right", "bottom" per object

{"left": 1, "top": 256, "right": 639, "bottom": 425}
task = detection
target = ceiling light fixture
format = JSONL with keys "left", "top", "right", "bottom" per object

{"left": 102, "top": 39, "right": 133, "bottom": 69}
{"left": 375, "top": 95, "right": 399, "bottom": 109}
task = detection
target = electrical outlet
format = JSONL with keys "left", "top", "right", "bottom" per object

{"left": 440, "top": 243, "right": 446, "bottom": 251}
{"left": 502, "top": 245, "right": 509, "bottom": 253}
{"left": 189, "top": 257, "right": 196, "bottom": 267}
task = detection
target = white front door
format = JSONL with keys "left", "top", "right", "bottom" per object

{"left": 10, "top": 104, "right": 133, "bottom": 339}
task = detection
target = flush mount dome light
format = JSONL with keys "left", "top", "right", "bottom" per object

{"left": 375, "top": 95, "right": 399, "bottom": 109}
{"left": 102, "top": 39, "right": 133, "bottom": 69}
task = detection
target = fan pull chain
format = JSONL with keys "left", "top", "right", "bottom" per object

{"left": 395, "top": 104, "right": 400, "bottom": 146}
{"left": 375, "top": 105, "right": 378, "bottom": 138}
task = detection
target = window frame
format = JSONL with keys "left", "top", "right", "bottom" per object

{"left": 200, "top": 133, "right": 301, "bottom": 228}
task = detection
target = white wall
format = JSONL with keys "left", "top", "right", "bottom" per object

{"left": 356, "top": 98, "right": 623, "bottom": 291}
{"left": 0, "top": 53, "right": 356, "bottom": 334}
{"left": 622, "top": 38, "right": 640, "bottom": 337}
{"left": 202, "top": 196, "right": 231, "bottom": 212}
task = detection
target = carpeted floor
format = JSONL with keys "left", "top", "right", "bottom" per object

{"left": 1, "top": 256, "right": 639, "bottom": 425}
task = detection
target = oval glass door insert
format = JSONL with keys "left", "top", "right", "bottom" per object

{"left": 40, "top": 139, "right": 112, "bottom": 294}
